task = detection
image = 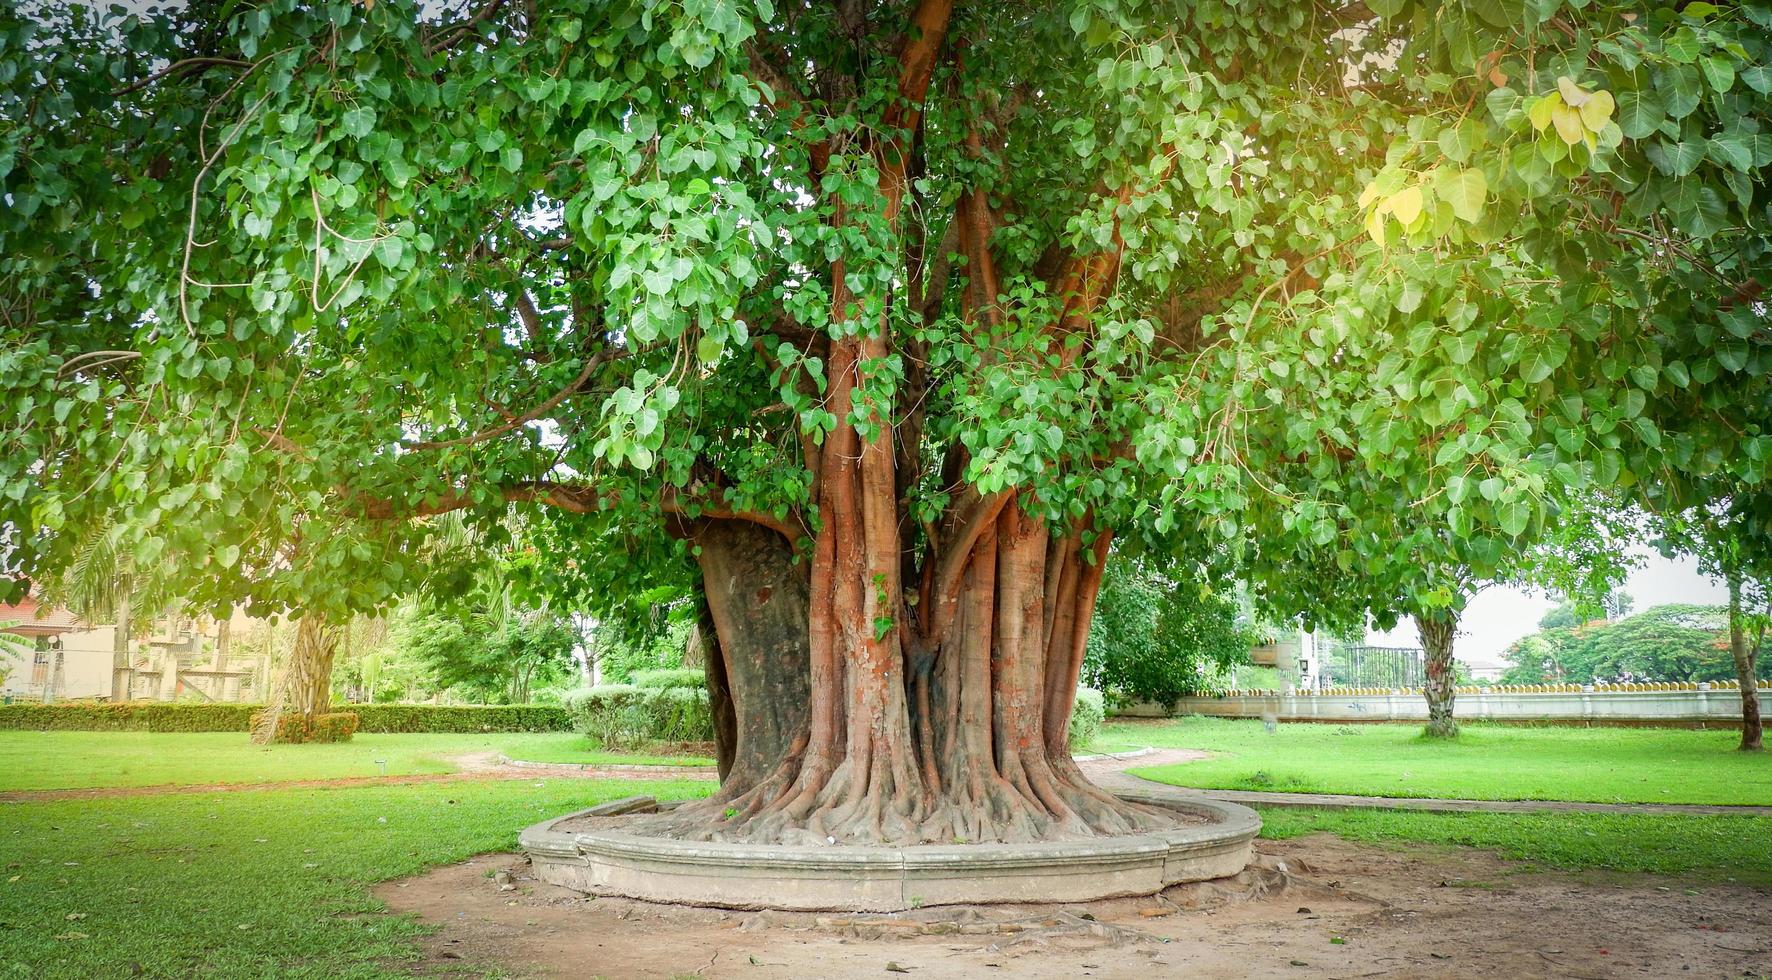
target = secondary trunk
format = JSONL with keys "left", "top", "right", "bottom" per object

{"left": 1415, "top": 610, "right": 1458, "bottom": 739}
{"left": 1728, "top": 574, "right": 1763, "bottom": 752}
{"left": 251, "top": 614, "right": 340, "bottom": 744}
{"left": 692, "top": 519, "right": 813, "bottom": 794}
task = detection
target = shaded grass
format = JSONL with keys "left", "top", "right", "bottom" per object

{"left": 0, "top": 778, "right": 714, "bottom": 979}
{"left": 1104, "top": 716, "right": 1772, "bottom": 805}
{"left": 0, "top": 731, "right": 710, "bottom": 792}
{"left": 1257, "top": 807, "right": 1772, "bottom": 885}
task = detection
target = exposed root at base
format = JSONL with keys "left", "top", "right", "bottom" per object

{"left": 628, "top": 765, "right": 1191, "bottom": 845}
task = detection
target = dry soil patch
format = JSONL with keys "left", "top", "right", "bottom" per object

{"left": 376, "top": 834, "right": 1772, "bottom": 979}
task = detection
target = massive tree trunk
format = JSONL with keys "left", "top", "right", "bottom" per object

{"left": 251, "top": 614, "right": 340, "bottom": 744}
{"left": 634, "top": 0, "right": 1163, "bottom": 845}
{"left": 645, "top": 399, "right": 1171, "bottom": 845}
{"left": 1415, "top": 611, "right": 1458, "bottom": 739}
{"left": 1728, "top": 573, "right": 1763, "bottom": 752}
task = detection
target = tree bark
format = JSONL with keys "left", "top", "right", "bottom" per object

{"left": 1728, "top": 573, "right": 1763, "bottom": 752}
{"left": 639, "top": 494, "right": 1172, "bottom": 845}
{"left": 251, "top": 614, "right": 340, "bottom": 744}
{"left": 692, "top": 520, "right": 813, "bottom": 794}
{"left": 701, "top": 603, "right": 739, "bottom": 783}
{"left": 109, "top": 580, "right": 133, "bottom": 702}
{"left": 1415, "top": 610, "right": 1458, "bottom": 739}
{"left": 215, "top": 617, "right": 231, "bottom": 671}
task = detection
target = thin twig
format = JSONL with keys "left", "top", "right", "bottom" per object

{"left": 110, "top": 57, "right": 252, "bottom": 97}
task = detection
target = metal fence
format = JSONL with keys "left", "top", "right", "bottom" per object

{"left": 1321, "top": 644, "right": 1425, "bottom": 690}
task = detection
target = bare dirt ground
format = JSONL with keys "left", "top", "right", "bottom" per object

{"left": 376, "top": 835, "right": 1772, "bottom": 979}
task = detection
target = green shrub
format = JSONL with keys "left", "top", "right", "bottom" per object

{"left": 250, "top": 711, "right": 359, "bottom": 744}
{"left": 0, "top": 701, "right": 570, "bottom": 733}
{"left": 347, "top": 704, "right": 570, "bottom": 733}
{"left": 1069, "top": 687, "right": 1105, "bottom": 750}
{"left": 562, "top": 685, "right": 713, "bottom": 748}
{"left": 629, "top": 668, "right": 705, "bottom": 690}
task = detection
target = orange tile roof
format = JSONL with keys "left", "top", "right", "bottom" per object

{"left": 0, "top": 596, "right": 84, "bottom": 635}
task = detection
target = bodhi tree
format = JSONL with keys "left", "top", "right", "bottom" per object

{"left": 4, "top": 0, "right": 1770, "bottom": 837}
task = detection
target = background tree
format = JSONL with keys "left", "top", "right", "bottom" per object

{"left": 1653, "top": 490, "right": 1772, "bottom": 750}
{"left": 34, "top": 516, "right": 181, "bottom": 701}
{"left": 1499, "top": 603, "right": 1762, "bottom": 686}
{"left": 1081, "top": 556, "right": 1259, "bottom": 710}
{"left": 4, "top": 1, "right": 1769, "bottom": 839}
{"left": 394, "top": 603, "right": 579, "bottom": 704}
{"left": 1539, "top": 587, "right": 1634, "bottom": 630}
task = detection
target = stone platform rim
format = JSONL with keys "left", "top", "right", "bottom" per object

{"left": 520, "top": 785, "right": 1260, "bottom": 912}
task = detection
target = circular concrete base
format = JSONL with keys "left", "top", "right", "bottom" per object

{"left": 520, "top": 785, "right": 1259, "bottom": 912}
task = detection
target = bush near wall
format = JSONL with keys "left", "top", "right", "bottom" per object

{"left": 0, "top": 701, "right": 571, "bottom": 733}
{"left": 1069, "top": 687, "right": 1105, "bottom": 750}
{"left": 562, "top": 685, "right": 714, "bottom": 748}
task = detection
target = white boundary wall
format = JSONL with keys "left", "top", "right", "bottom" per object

{"left": 1119, "top": 681, "right": 1765, "bottom": 726}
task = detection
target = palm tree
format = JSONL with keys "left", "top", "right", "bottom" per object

{"left": 37, "top": 516, "right": 173, "bottom": 701}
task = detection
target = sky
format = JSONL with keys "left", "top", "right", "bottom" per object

{"left": 1366, "top": 549, "right": 1732, "bottom": 670}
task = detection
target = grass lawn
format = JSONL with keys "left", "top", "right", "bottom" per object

{"left": 1258, "top": 807, "right": 1772, "bottom": 885}
{"left": 0, "top": 732, "right": 711, "bottom": 792}
{"left": 2, "top": 782, "right": 1765, "bottom": 978}
{"left": 492, "top": 733, "right": 715, "bottom": 767}
{"left": 1, "top": 733, "right": 1766, "bottom": 977}
{"left": 0, "top": 779, "right": 713, "bottom": 979}
{"left": 1102, "top": 716, "right": 1772, "bottom": 806}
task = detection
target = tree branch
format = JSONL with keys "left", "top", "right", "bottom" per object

{"left": 402, "top": 352, "right": 605, "bottom": 451}
{"left": 111, "top": 58, "right": 253, "bottom": 97}
{"left": 424, "top": 0, "right": 508, "bottom": 55}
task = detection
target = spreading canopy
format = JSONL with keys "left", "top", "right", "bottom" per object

{"left": 5, "top": 0, "right": 1767, "bottom": 622}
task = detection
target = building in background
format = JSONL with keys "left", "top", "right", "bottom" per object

{"left": 1, "top": 597, "right": 268, "bottom": 703}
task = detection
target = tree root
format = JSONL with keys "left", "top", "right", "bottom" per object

{"left": 630, "top": 757, "right": 1182, "bottom": 845}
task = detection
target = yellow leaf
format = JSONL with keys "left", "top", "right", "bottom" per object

{"left": 1551, "top": 103, "right": 1586, "bottom": 145}
{"left": 1579, "top": 89, "right": 1615, "bottom": 132}
{"left": 1357, "top": 180, "right": 1382, "bottom": 209}
{"left": 1385, "top": 186, "right": 1423, "bottom": 226}
{"left": 1556, "top": 75, "right": 1591, "bottom": 107}
{"left": 1528, "top": 95, "right": 1558, "bottom": 132}
{"left": 1365, "top": 207, "right": 1387, "bottom": 246}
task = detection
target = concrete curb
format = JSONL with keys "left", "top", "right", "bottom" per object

{"left": 521, "top": 784, "right": 1260, "bottom": 912}
{"left": 494, "top": 753, "right": 718, "bottom": 776}
{"left": 1070, "top": 746, "right": 1157, "bottom": 763}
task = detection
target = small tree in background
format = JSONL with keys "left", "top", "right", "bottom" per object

{"left": 1081, "top": 556, "right": 1259, "bottom": 711}
{"left": 1499, "top": 604, "right": 1761, "bottom": 686}
{"left": 1654, "top": 490, "right": 1772, "bottom": 752}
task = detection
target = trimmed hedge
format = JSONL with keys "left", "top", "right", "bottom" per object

{"left": 349, "top": 704, "right": 570, "bottom": 733}
{"left": 1069, "top": 687, "right": 1105, "bottom": 750}
{"left": 251, "top": 711, "right": 359, "bottom": 744}
{"left": 628, "top": 668, "right": 705, "bottom": 690}
{"left": 0, "top": 701, "right": 571, "bottom": 734}
{"left": 0, "top": 701, "right": 258, "bottom": 732}
{"left": 561, "top": 685, "right": 713, "bottom": 748}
